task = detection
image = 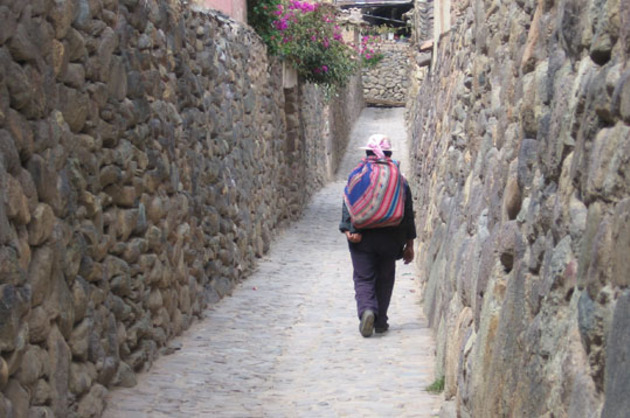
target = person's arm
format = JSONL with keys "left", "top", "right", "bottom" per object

{"left": 402, "top": 182, "right": 416, "bottom": 263}
{"left": 402, "top": 239, "right": 414, "bottom": 264}
{"left": 339, "top": 200, "right": 352, "bottom": 232}
{"left": 340, "top": 201, "right": 362, "bottom": 243}
{"left": 403, "top": 181, "right": 417, "bottom": 240}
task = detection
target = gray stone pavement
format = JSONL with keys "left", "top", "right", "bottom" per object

{"left": 102, "top": 107, "right": 442, "bottom": 417}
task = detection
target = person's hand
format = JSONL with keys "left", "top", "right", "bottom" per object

{"left": 345, "top": 231, "right": 362, "bottom": 243}
{"left": 403, "top": 243, "right": 414, "bottom": 264}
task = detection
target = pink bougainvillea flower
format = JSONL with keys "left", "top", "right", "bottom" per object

{"left": 274, "top": 19, "right": 289, "bottom": 31}
{"left": 321, "top": 65, "right": 328, "bottom": 72}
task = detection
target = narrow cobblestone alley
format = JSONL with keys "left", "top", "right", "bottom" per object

{"left": 102, "top": 107, "right": 441, "bottom": 418}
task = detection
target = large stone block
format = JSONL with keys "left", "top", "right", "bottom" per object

{"left": 581, "top": 214, "right": 613, "bottom": 297}
{"left": 6, "top": 63, "right": 46, "bottom": 119}
{"left": 104, "top": 184, "right": 137, "bottom": 208}
{"left": 27, "top": 203, "right": 55, "bottom": 247}
{"left": 611, "top": 199, "right": 630, "bottom": 287}
{"left": 5, "top": 173, "right": 30, "bottom": 225}
{"left": 77, "top": 383, "right": 108, "bottom": 417}
{"left": 614, "top": 68, "right": 630, "bottom": 123}
{"left": 115, "top": 208, "right": 139, "bottom": 240}
{"left": 31, "top": 116, "right": 63, "bottom": 155}
{"left": 445, "top": 307, "right": 473, "bottom": 399}
{"left": 585, "top": 122, "right": 630, "bottom": 202}
{"left": 602, "top": 291, "right": 630, "bottom": 418}
{"left": 0, "top": 393, "right": 10, "bottom": 417}
{"left": 0, "top": 6, "right": 17, "bottom": 46}
{"left": 8, "top": 20, "right": 41, "bottom": 63}
{"left": 57, "top": 85, "right": 89, "bottom": 133}
{"left": 97, "top": 27, "right": 118, "bottom": 82}
{"left": 503, "top": 176, "right": 521, "bottom": 221}
{"left": 589, "top": 0, "right": 620, "bottom": 65}
{"left": 0, "top": 285, "right": 30, "bottom": 352}
{"left": 5, "top": 379, "right": 28, "bottom": 418}
{"left": 497, "top": 220, "right": 523, "bottom": 274}
{"left": 69, "top": 318, "right": 92, "bottom": 362}
{"left": 28, "top": 305, "right": 51, "bottom": 344}
{"left": 31, "top": 379, "right": 52, "bottom": 406}
{"left": 26, "top": 155, "right": 58, "bottom": 208}
{"left": 64, "top": 27, "right": 87, "bottom": 63}
{"left": 516, "top": 138, "right": 538, "bottom": 191}
{"left": 27, "top": 244, "right": 54, "bottom": 307}
{"left": 62, "top": 63, "right": 86, "bottom": 89}
{"left": 6, "top": 109, "right": 34, "bottom": 162}
{"left": 49, "top": 0, "right": 77, "bottom": 39}
{"left": 0, "top": 357, "right": 7, "bottom": 389}
{"left": 0, "top": 246, "right": 24, "bottom": 286}
{"left": 15, "top": 344, "right": 44, "bottom": 387}
{"left": 563, "top": 324, "right": 600, "bottom": 417}
{"left": 0, "top": 129, "right": 20, "bottom": 176}
{"left": 69, "top": 361, "right": 94, "bottom": 396}
{"left": 48, "top": 325, "right": 70, "bottom": 417}
{"left": 558, "top": 0, "right": 591, "bottom": 56}
{"left": 113, "top": 360, "right": 136, "bottom": 388}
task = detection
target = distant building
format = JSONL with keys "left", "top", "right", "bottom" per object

{"left": 336, "top": 0, "right": 414, "bottom": 38}
{"left": 193, "top": 0, "right": 247, "bottom": 22}
{"left": 335, "top": 0, "right": 413, "bottom": 6}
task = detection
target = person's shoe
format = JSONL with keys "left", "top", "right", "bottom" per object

{"left": 359, "top": 309, "right": 375, "bottom": 337}
{"left": 375, "top": 323, "right": 389, "bottom": 334}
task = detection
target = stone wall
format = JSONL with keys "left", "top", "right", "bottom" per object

{"left": 362, "top": 42, "right": 410, "bottom": 105}
{"left": 0, "top": 0, "right": 362, "bottom": 416}
{"left": 407, "top": 0, "right": 629, "bottom": 415}
{"left": 409, "top": 0, "right": 434, "bottom": 46}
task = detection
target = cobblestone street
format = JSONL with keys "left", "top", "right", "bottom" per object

{"left": 102, "top": 107, "right": 441, "bottom": 417}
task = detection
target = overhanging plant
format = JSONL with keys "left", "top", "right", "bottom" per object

{"left": 250, "top": 0, "right": 360, "bottom": 93}
{"left": 248, "top": 0, "right": 284, "bottom": 52}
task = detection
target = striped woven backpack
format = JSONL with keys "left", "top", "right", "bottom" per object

{"left": 343, "top": 156, "right": 406, "bottom": 229}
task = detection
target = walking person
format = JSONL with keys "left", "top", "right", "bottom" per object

{"left": 339, "top": 134, "right": 417, "bottom": 337}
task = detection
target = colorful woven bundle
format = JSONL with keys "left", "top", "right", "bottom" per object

{"left": 343, "top": 157, "right": 405, "bottom": 229}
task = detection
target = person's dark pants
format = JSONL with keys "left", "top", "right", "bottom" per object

{"left": 348, "top": 229, "right": 401, "bottom": 328}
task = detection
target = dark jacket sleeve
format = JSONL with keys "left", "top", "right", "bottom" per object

{"left": 339, "top": 201, "right": 359, "bottom": 233}
{"left": 401, "top": 181, "right": 417, "bottom": 241}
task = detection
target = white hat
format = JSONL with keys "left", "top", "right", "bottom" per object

{"left": 359, "top": 134, "right": 395, "bottom": 154}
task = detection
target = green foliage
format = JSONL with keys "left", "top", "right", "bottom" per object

{"left": 426, "top": 376, "right": 445, "bottom": 394}
{"left": 359, "top": 35, "right": 385, "bottom": 68}
{"left": 375, "top": 24, "right": 393, "bottom": 35}
{"left": 249, "top": 0, "right": 360, "bottom": 92}
{"left": 248, "top": 0, "right": 283, "bottom": 52}
{"left": 362, "top": 53, "right": 384, "bottom": 67}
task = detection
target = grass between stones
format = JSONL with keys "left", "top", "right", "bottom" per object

{"left": 426, "top": 376, "right": 445, "bottom": 394}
